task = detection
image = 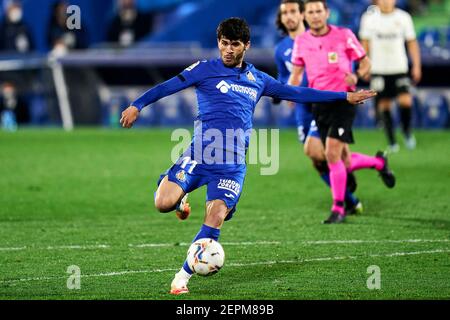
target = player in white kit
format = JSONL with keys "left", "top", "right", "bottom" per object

{"left": 359, "top": 0, "right": 422, "bottom": 152}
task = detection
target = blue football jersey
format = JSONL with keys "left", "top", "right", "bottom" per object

{"left": 274, "top": 36, "right": 308, "bottom": 86}
{"left": 131, "top": 58, "right": 346, "bottom": 168}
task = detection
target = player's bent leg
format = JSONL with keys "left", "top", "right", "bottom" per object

{"left": 155, "top": 175, "right": 185, "bottom": 213}
{"left": 304, "top": 136, "right": 329, "bottom": 186}
{"left": 304, "top": 135, "right": 325, "bottom": 161}
{"left": 305, "top": 135, "right": 329, "bottom": 184}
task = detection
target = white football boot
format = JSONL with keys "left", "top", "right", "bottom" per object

{"left": 169, "top": 269, "right": 192, "bottom": 295}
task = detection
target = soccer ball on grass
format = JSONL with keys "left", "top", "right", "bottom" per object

{"left": 186, "top": 238, "right": 225, "bottom": 276}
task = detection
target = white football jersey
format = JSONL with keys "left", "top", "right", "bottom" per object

{"left": 359, "top": 7, "right": 416, "bottom": 75}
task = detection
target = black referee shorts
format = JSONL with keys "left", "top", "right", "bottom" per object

{"left": 312, "top": 101, "right": 356, "bottom": 145}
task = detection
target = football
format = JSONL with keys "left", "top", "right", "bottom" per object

{"left": 186, "top": 238, "right": 225, "bottom": 276}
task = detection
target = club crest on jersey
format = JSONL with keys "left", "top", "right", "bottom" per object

{"left": 175, "top": 170, "right": 186, "bottom": 182}
{"left": 328, "top": 52, "right": 338, "bottom": 64}
{"left": 246, "top": 71, "right": 256, "bottom": 82}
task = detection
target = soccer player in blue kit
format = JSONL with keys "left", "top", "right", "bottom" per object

{"left": 120, "top": 17, "right": 375, "bottom": 295}
{"left": 275, "top": 0, "right": 362, "bottom": 215}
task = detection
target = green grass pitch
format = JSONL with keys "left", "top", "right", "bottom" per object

{"left": 0, "top": 129, "right": 449, "bottom": 300}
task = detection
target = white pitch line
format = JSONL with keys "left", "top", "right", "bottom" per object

{"left": 301, "top": 239, "right": 450, "bottom": 245}
{"left": 128, "top": 239, "right": 450, "bottom": 248}
{"left": 46, "top": 245, "right": 110, "bottom": 250}
{"left": 227, "top": 249, "right": 450, "bottom": 267}
{"left": 129, "top": 241, "right": 281, "bottom": 248}
{"left": 82, "top": 268, "right": 178, "bottom": 278}
{"left": 0, "top": 244, "right": 111, "bottom": 251}
{"left": 129, "top": 243, "right": 176, "bottom": 248}
{"left": 0, "top": 246, "right": 27, "bottom": 251}
{"left": 1, "top": 249, "right": 449, "bottom": 285}
{"left": 0, "top": 239, "right": 449, "bottom": 252}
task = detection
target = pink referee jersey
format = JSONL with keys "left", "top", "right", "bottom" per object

{"left": 291, "top": 24, "right": 366, "bottom": 92}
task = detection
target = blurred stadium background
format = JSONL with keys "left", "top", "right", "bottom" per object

{"left": 0, "top": 0, "right": 449, "bottom": 131}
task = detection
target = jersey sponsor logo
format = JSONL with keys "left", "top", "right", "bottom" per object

{"left": 230, "top": 84, "right": 257, "bottom": 101}
{"left": 185, "top": 61, "right": 200, "bottom": 71}
{"left": 175, "top": 170, "right": 187, "bottom": 182}
{"left": 216, "top": 80, "right": 232, "bottom": 93}
{"left": 328, "top": 52, "right": 338, "bottom": 64}
{"left": 217, "top": 179, "right": 241, "bottom": 196}
{"left": 216, "top": 80, "right": 258, "bottom": 101}
{"left": 375, "top": 32, "right": 400, "bottom": 40}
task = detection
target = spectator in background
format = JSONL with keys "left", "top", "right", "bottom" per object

{"left": 0, "top": 0, "right": 34, "bottom": 53}
{"left": 106, "top": 0, "right": 153, "bottom": 47}
{"left": 47, "top": 1, "right": 88, "bottom": 55}
{"left": 0, "top": 82, "right": 29, "bottom": 131}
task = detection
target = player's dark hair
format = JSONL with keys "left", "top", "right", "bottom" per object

{"left": 276, "top": 0, "right": 305, "bottom": 36}
{"left": 216, "top": 17, "right": 251, "bottom": 44}
{"left": 304, "top": 0, "right": 328, "bottom": 9}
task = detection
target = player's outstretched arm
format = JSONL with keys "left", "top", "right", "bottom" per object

{"left": 120, "top": 106, "right": 139, "bottom": 129}
{"left": 346, "top": 89, "right": 377, "bottom": 105}
{"left": 119, "top": 69, "right": 199, "bottom": 129}
{"left": 263, "top": 73, "right": 376, "bottom": 105}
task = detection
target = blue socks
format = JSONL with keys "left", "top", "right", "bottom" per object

{"left": 320, "top": 172, "right": 331, "bottom": 186}
{"left": 182, "top": 224, "right": 221, "bottom": 275}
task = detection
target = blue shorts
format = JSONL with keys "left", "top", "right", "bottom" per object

{"left": 158, "top": 156, "right": 246, "bottom": 221}
{"left": 295, "top": 103, "right": 321, "bottom": 144}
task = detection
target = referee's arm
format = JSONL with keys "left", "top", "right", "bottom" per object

{"left": 287, "top": 65, "right": 305, "bottom": 87}
{"left": 358, "top": 39, "right": 371, "bottom": 82}
{"left": 356, "top": 55, "right": 371, "bottom": 80}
